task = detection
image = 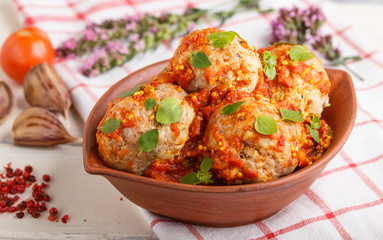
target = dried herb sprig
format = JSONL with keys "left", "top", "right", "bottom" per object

{"left": 270, "top": 5, "right": 362, "bottom": 80}
{"left": 56, "top": 0, "right": 272, "bottom": 77}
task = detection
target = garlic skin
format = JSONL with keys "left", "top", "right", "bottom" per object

{"left": 24, "top": 62, "right": 72, "bottom": 119}
{"left": 0, "top": 81, "right": 14, "bottom": 124}
{"left": 12, "top": 107, "right": 81, "bottom": 146}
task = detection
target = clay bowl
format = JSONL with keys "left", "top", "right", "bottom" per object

{"left": 83, "top": 60, "right": 356, "bottom": 227}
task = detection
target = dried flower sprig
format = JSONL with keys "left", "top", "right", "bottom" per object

{"left": 270, "top": 5, "right": 362, "bottom": 80}
{"left": 56, "top": 0, "right": 272, "bottom": 77}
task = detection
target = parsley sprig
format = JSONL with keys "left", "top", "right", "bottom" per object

{"left": 180, "top": 157, "right": 214, "bottom": 185}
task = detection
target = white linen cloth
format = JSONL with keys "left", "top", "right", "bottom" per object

{"left": 9, "top": 0, "right": 383, "bottom": 239}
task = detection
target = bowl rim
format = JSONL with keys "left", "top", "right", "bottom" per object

{"left": 83, "top": 60, "right": 357, "bottom": 193}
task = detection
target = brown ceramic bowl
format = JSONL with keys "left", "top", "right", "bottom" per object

{"left": 83, "top": 60, "right": 356, "bottom": 227}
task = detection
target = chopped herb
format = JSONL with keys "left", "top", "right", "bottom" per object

{"left": 156, "top": 97, "right": 183, "bottom": 124}
{"left": 208, "top": 31, "right": 236, "bottom": 48}
{"left": 280, "top": 108, "right": 303, "bottom": 122}
{"left": 144, "top": 97, "right": 157, "bottom": 110}
{"left": 289, "top": 45, "right": 313, "bottom": 61}
{"left": 254, "top": 115, "right": 278, "bottom": 135}
{"left": 306, "top": 115, "right": 321, "bottom": 143}
{"left": 309, "top": 128, "right": 320, "bottom": 143}
{"left": 190, "top": 51, "right": 211, "bottom": 68}
{"left": 100, "top": 118, "right": 121, "bottom": 134}
{"left": 118, "top": 84, "right": 141, "bottom": 98}
{"left": 180, "top": 156, "right": 214, "bottom": 185}
{"left": 179, "top": 172, "right": 199, "bottom": 185}
{"left": 221, "top": 101, "right": 245, "bottom": 115}
{"left": 138, "top": 129, "right": 159, "bottom": 155}
{"left": 261, "top": 51, "right": 277, "bottom": 80}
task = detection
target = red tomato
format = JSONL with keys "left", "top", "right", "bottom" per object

{"left": 0, "top": 27, "right": 55, "bottom": 84}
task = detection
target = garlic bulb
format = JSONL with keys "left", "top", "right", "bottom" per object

{"left": 0, "top": 81, "right": 14, "bottom": 124}
{"left": 24, "top": 62, "right": 71, "bottom": 119}
{"left": 12, "top": 107, "right": 81, "bottom": 146}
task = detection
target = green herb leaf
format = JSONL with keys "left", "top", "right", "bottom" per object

{"left": 221, "top": 101, "right": 245, "bottom": 115}
{"left": 144, "top": 97, "right": 157, "bottom": 110}
{"left": 196, "top": 171, "right": 213, "bottom": 183}
{"left": 309, "top": 128, "right": 320, "bottom": 143}
{"left": 254, "top": 115, "right": 278, "bottom": 135}
{"left": 208, "top": 31, "right": 236, "bottom": 48}
{"left": 180, "top": 156, "right": 214, "bottom": 185}
{"left": 100, "top": 118, "right": 121, "bottom": 134}
{"left": 310, "top": 115, "right": 321, "bottom": 130}
{"left": 138, "top": 129, "right": 159, "bottom": 154}
{"left": 190, "top": 51, "right": 211, "bottom": 68}
{"left": 280, "top": 108, "right": 303, "bottom": 122}
{"left": 289, "top": 45, "right": 314, "bottom": 61}
{"left": 117, "top": 84, "right": 142, "bottom": 98}
{"left": 200, "top": 156, "right": 212, "bottom": 173}
{"left": 156, "top": 97, "right": 184, "bottom": 124}
{"left": 261, "top": 51, "right": 277, "bottom": 80}
{"left": 179, "top": 172, "right": 199, "bottom": 185}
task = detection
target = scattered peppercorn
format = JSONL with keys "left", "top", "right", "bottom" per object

{"left": 61, "top": 214, "right": 69, "bottom": 223}
{"left": 24, "top": 165, "right": 33, "bottom": 173}
{"left": 0, "top": 163, "right": 67, "bottom": 223}
{"left": 42, "top": 174, "right": 50, "bottom": 182}
{"left": 16, "top": 211, "right": 24, "bottom": 219}
{"left": 49, "top": 207, "right": 58, "bottom": 216}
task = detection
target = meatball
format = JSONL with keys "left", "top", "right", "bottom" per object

{"left": 158, "top": 27, "right": 263, "bottom": 93}
{"left": 97, "top": 83, "right": 195, "bottom": 175}
{"left": 257, "top": 44, "right": 330, "bottom": 117}
{"left": 203, "top": 96, "right": 305, "bottom": 183}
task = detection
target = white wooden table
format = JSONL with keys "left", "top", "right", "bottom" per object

{"left": 0, "top": 0, "right": 382, "bottom": 239}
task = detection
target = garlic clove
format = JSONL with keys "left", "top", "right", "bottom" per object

{"left": 12, "top": 107, "right": 82, "bottom": 146}
{"left": 0, "top": 81, "right": 14, "bottom": 125}
{"left": 24, "top": 62, "right": 72, "bottom": 119}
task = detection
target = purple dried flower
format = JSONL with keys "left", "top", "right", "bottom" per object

{"left": 84, "top": 28, "right": 96, "bottom": 41}
{"left": 62, "top": 38, "right": 76, "bottom": 50}
{"left": 134, "top": 40, "right": 145, "bottom": 51}
{"left": 129, "top": 33, "right": 140, "bottom": 42}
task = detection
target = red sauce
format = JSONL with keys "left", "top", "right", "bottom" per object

{"left": 170, "top": 123, "right": 180, "bottom": 137}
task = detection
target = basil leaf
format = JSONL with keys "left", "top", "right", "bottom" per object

{"left": 138, "top": 129, "right": 159, "bottom": 154}
{"left": 280, "top": 108, "right": 303, "bottom": 122}
{"left": 289, "top": 45, "right": 314, "bottom": 61}
{"left": 310, "top": 115, "right": 321, "bottom": 130}
{"left": 309, "top": 128, "right": 320, "bottom": 143}
{"left": 100, "top": 118, "right": 121, "bottom": 134}
{"left": 156, "top": 97, "right": 184, "bottom": 124}
{"left": 118, "top": 84, "right": 141, "bottom": 98}
{"left": 261, "top": 51, "right": 277, "bottom": 80}
{"left": 221, "top": 101, "right": 245, "bottom": 115}
{"left": 200, "top": 156, "right": 212, "bottom": 173}
{"left": 254, "top": 115, "right": 278, "bottom": 135}
{"left": 180, "top": 172, "right": 199, "bottom": 185}
{"left": 190, "top": 51, "right": 211, "bottom": 68}
{"left": 208, "top": 31, "right": 236, "bottom": 48}
{"left": 144, "top": 97, "right": 156, "bottom": 110}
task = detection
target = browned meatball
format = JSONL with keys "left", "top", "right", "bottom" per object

{"left": 257, "top": 44, "right": 330, "bottom": 117}
{"left": 158, "top": 27, "right": 262, "bottom": 93}
{"left": 97, "top": 83, "right": 195, "bottom": 175}
{"left": 203, "top": 96, "right": 305, "bottom": 183}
